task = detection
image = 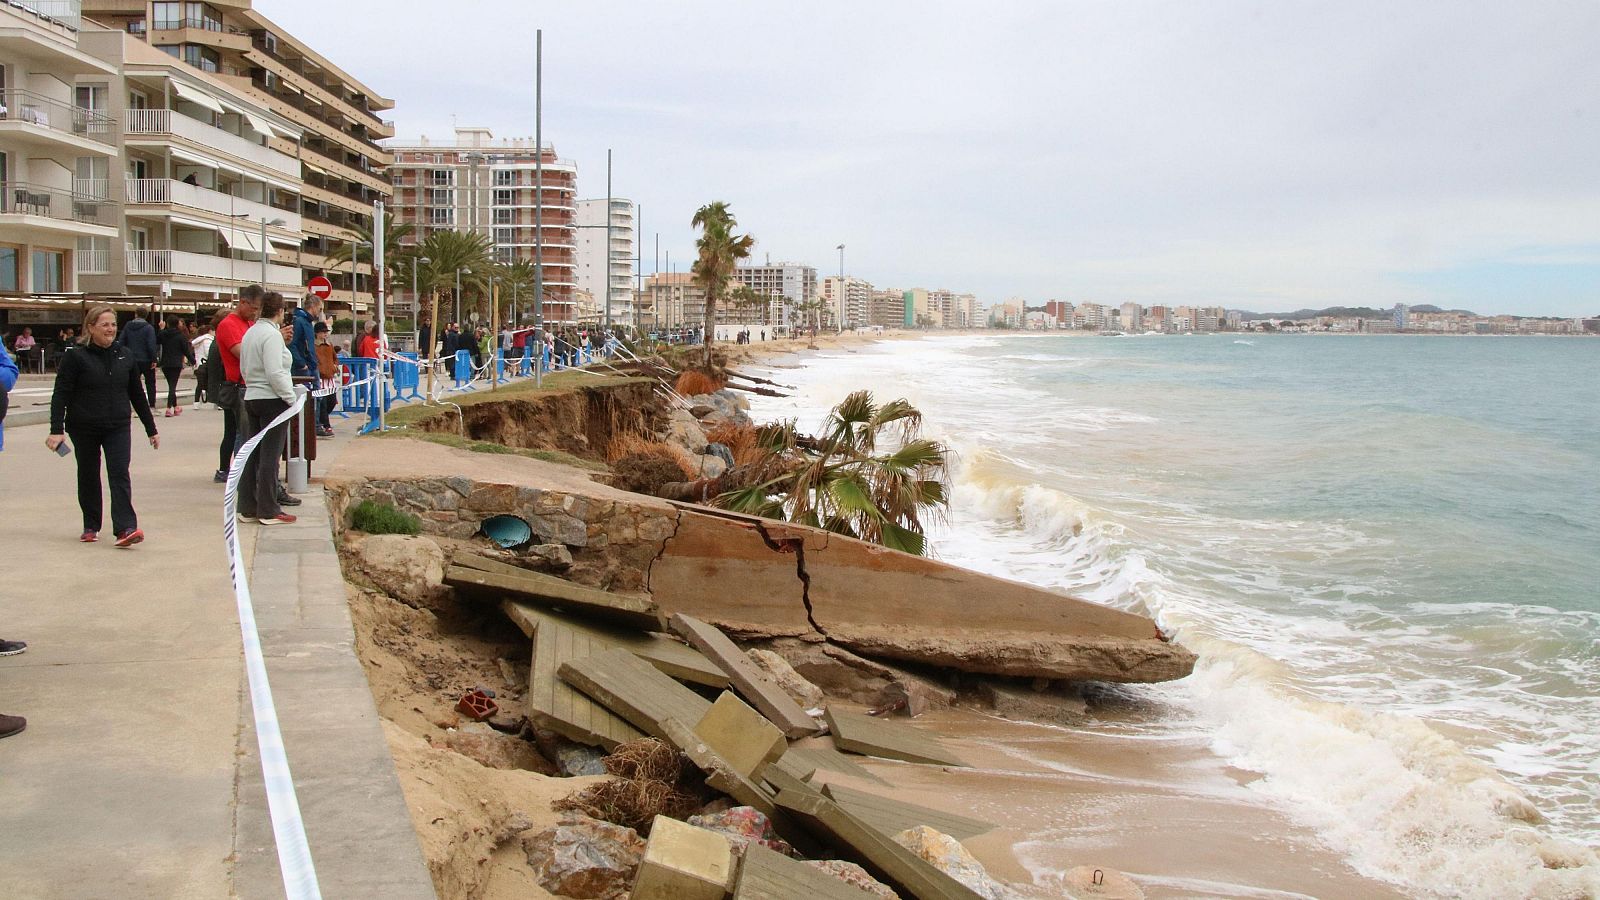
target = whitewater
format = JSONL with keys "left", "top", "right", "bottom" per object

{"left": 745, "top": 332, "right": 1599, "bottom": 899}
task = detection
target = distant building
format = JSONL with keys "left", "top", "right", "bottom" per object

{"left": 575, "top": 198, "right": 636, "bottom": 325}
{"left": 1120, "top": 302, "right": 1143, "bottom": 331}
{"left": 1393, "top": 303, "right": 1409, "bottom": 331}
{"left": 1044, "top": 300, "right": 1073, "bottom": 324}
{"left": 819, "top": 275, "right": 872, "bottom": 329}
{"left": 869, "top": 288, "right": 905, "bottom": 328}
{"left": 735, "top": 261, "right": 816, "bottom": 329}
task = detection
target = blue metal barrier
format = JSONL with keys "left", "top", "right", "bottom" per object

{"left": 342, "top": 357, "right": 382, "bottom": 434}
{"left": 393, "top": 352, "right": 422, "bottom": 401}
{"left": 451, "top": 349, "right": 475, "bottom": 391}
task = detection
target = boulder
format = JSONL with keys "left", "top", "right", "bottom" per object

{"left": 802, "top": 859, "right": 900, "bottom": 899}
{"left": 668, "top": 408, "right": 710, "bottom": 454}
{"left": 695, "top": 452, "right": 728, "bottom": 479}
{"left": 1060, "top": 865, "right": 1144, "bottom": 899}
{"left": 525, "top": 542, "right": 575, "bottom": 570}
{"left": 351, "top": 534, "right": 446, "bottom": 609}
{"left": 746, "top": 649, "right": 827, "bottom": 710}
{"left": 891, "top": 826, "right": 1011, "bottom": 899}
{"left": 686, "top": 805, "right": 794, "bottom": 858}
{"left": 533, "top": 729, "right": 610, "bottom": 776}
{"left": 522, "top": 813, "right": 646, "bottom": 900}
{"left": 432, "top": 722, "right": 555, "bottom": 774}
{"left": 975, "top": 680, "right": 1089, "bottom": 727}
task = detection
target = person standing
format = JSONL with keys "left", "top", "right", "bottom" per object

{"left": 288, "top": 297, "right": 321, "bottom": 380}
{"left": 191, "top": 323, "right": 215, "bottom": 406}
{"left": 120, "top": 309, "right": 159, "bottom": 407}
{"left": 46, "top": 304, "right": 159, "bottom": 547}
{"left": 313, "top": 322, "right": 338, "bottom": 436}
{"left": 157, "top": 317, "right": 194, "bottom": 417}
{"left": 356, "top": 322, "right": 380, "bottom": 360}
{"left": 0, "top": 341, "right": 27, "bottom": 738}
{"left": 238, "top": 292, "right": 297, "bottom": 526}
{"left": 213, "top": 286, "right": 261, "bottom": 483}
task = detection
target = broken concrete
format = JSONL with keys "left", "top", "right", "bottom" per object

{"left": 746, "top": 648, "right": 826, "bottom": 710}
{"left": 560, "top": 649, "right": 714, "bottom": 743}
{"left": 820, "top": 785, "right": 992, "bottom": 843}
{"left": 672, "top": 614, "right": 820, "bottom": 738}
{"left": 825, "top": 708, "right": 967, "bottom": 768}
{"left": 505, "top": 601, "right": 728, "bottom": 689}
{"left": 975, "top": 680, "right": 1089, "bottom": 727}
{"left": 347, "top": 533, "right": 447, "bottom": 610}
{"left": 659, "top": 718, "right": 778, "bottom": 819}
{"left": 771, "top": 746, "right": 889, "bottom": 787}
{"left": 631, "top": 815, "right": 735, "bottom": 900}
{"left": 694, "top": 692, "right": 787, "bottom": 780}
{"left": 735, "top": 844, "right": 883, "bottom": 900}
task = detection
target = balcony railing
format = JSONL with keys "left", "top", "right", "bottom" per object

{"left": 10, "top": 0, "right": 81, "bottom": 30}
{"left": 0, "top": 90, "right": 115, "bottom": 145}
{"left": 1, "top": 180, "right": 119, "bottom": 228}
{"left": 125, "top": 178, "right": 302, "bottom": 231}
{"left": 126, "top": 248, "right": 301, "bottom": 285}
{"left": 126, "top": 108, "right": 300, "bottom": 180}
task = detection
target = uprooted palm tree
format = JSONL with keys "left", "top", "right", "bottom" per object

{"left": 691, "top": 201, "right": 755, "bottom": 367}
{"left": 715, "top": 390, "right": 950, "bottom": 555}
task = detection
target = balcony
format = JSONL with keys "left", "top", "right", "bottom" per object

{"left": 0, "top": 89, "right": 116, "bottom": 153}
{"left": 9, "top": 0, "right": 82, "bottom": 30}
{"left": 125, "top": 248, "right": 300, "bottom": 286}
{"left": 124, "top": 179, "right": 302, "bottom": 232}
{"left": 0, "top": 180, "right": 119, "bottom": 235}
{"left": 125, "top": 108, "right": 300, "bottom": 181}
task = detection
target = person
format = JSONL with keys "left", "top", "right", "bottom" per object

{"left": 213, "top": 286, "right": 260, "bottom": 483}
{"left": 191, "top": 322, "right": 214, "bottom": 406}
{"left": 0, "top": 341, "right": 24, "bottom": 738}
{"left": 356, "top": 322, "right": 380, "bottom": 359}
{"left": 238, "top": 292, "right": 297, "bottom": 526}
{"left": 120, "top": 309, "right": 159, "bottom": 407}
{"left": 47, "top": 304, "right": 159, "bottom": 547}
{"left": 288, "top": 297, "right": 321, "bottom": 381}
{"left": 418, "top": 319, "right": 432, "bottom": 360}
{"left": 12, "top": 326, "right": 35, "bottom": 354}
{"left": 181, "top": 172, "right": 199, "bottom": 186}
{"left": 157, "top": 317, "right": 194, "bottom": 417}
{"left": 313, "top": 322, "right": 338, "bottom": 436}
{"left": 441, "top": 322, "right": 459, "bottom": 359}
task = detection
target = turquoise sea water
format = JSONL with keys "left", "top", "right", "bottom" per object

{"left": 747, "top": 333, "right": 1599, "bottom": 898}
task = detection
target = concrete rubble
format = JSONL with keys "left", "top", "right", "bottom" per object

{"left": 523, "top": 813, "right": 647, "bottom": 900}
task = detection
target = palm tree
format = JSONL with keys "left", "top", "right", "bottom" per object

{"left": 496, "top": 259, "right": 537, "bottom": 324}
{"left": 794, "top": 297, "right": 825, "bottom": 348}
{"left": 325, "top": 209, "right": 415, "bottom": 306}
{"left": 690, "top": 201, "right": 755, "bottom": 366}
{"left": 716, "top": 390, "right": 949, "bottom": 555}
{"left": 415, "top": 230, "right": 493, "bottom": 324}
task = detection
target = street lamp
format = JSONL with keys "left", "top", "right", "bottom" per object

{"left": 260, "top": 217, "right": 286, "bottom": 286}
{"left": 455, "top": 266, "right": 471, "bottom": 325}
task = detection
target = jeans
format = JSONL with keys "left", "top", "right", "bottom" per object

{"left": 240, "top": 397, "right": 289, "bottom": 519}
{"left": 67, "top": 424, "right": 135, "bottom": 535}
{"left": 215, "top": 381, "right": 240, "bottom": 473}
{"left": 316, "top": 392, "right": 334, "bottom": 429}
{"left": 162, "top": 367, "right": 182, "bottom": 409}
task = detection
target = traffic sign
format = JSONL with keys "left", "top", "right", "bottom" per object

{"left": 307, "top": 275, "right": 332, "bottom": 300}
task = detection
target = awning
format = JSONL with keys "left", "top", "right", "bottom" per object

{"left": 219, "top": 227, "right": 274, "bottom": 255}
{"left": 238, "top": 108, "right": 298, "bottom": 141}
{"left": 170, "top": 146, "right": 247, "bottom": 178}
{"left": 267, "top": 234, "right": 299, "bottom": 248}
{"left": 171, "top": 81, "right": 225, "bottom": 115}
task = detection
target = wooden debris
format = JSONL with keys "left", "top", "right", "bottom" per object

{"left": 825, "top": 707, "right": 967, "bottom": 767}
{"left": 734, "top": 843, "right": 881, "bottom": 900}
{"left": 502, "top": 601, "right": 728, "bottom": 689}
{"left": 820, "top": 784, "right": 993, "bottom": 841}
{"left": 773, "top": 790, "right": 984, "bottom": 900}
{"left": 670, "top": 614, "right": 821, "bottom": 738}
{"left": 524, "top": 614, "right": 643, "bottom": 749}
{"left": 558, "top": 649, "right": 712, "bottom": 742}
{"left": 772, "top": 746, "right": 889, "bottom": 786}
{"left": 694, "top": 692, "right": 787, "bottom": 779}
{"left": 444, "top": 561, "right": 664, "bottom": 631}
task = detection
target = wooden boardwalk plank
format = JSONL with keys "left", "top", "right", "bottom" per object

{"left": 825, "top": 707, "right": 968, "bottom": 767}
{"left": 773, "top": 746, "right": 889, "bottom": 786}
{"left": 734, "top": 843, "right": 881, "bottom": 900}
{"left": 558, "top": 648, "right": 713, "bottom": 742}
{"left": 669, "top": 614, "right": 821, "bottom": 739}
{"left": 445, "top": 562, "right": 664, "bottom": 631}
{"left": 773, "top": 790, "right": 983, "bottom": 900}
{"left": 820, "top": 784, "right": 993, "bottom": 841}
{"left": 525, "top": 616, "right": 643, "bottom": 750}
{"left": 503, "top": 601, "right": 728, "bottom": 688}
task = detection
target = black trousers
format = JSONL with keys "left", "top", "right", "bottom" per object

{"left": 215, "top": 382, "right": 240, "bottom": 473}
{"left": 162, "top": 367, "right": 183, "bottom": 409}
{"left": 67, "top": 424, "right": 135, "bottom": 535}
{"left": 138, "top": 365, "right": 156, "bottom": 407}
{"left": 240, "top": 397, "right": 289, "bottom": 519}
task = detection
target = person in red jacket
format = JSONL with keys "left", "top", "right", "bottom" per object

{"left": 355, "top": 322, "right": 380, "bottom": 359}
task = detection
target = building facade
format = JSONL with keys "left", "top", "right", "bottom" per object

{"left": 734, "top": 261, "right": 815, "bottom": 329}
{"left": 818, "top": 275, "right": 870, "bottom": 329}
{"left": 868, "top": 287, "right": 904, "bottom": 328}
{"left": 574, "top": 197, "right": 634, "bottom": 326}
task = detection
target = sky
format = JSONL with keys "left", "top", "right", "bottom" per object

{"left": 263, "top": 0, "right": 1600, "bottom": 317}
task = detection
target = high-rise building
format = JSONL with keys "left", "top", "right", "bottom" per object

{"left": 1044, "top": 300, "right": 1072, "bottom": 324}
{"left": 819, "top": 275, "right": 871, "bottom": 329}
{"left": 1393, "top": 303, "right": 1408, "bottom": 331}
{"left": 734, "top": 261, "right": 815, "bottom": 329}
{"left": 575, "top": 197, "right": 634, "bottom": 327}
{"left": 1120, "top": 302, "right": 1143, "bottom": 331}
{"left": 903, "top": 288, "right": 928, "bottom": 328}
{"left": 387, "top": 127, "right": 578, "bottom": 323}
{"left": 869, "top": 288, "right": 904, "bottom": 328}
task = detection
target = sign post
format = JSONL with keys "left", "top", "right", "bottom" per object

{"left": 306, "top": 275, "right": 332, "bottom": 301}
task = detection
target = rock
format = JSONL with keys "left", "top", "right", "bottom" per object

{"left": 690, "top": 404, "right": 716, "bottom": 419}
{"left": 533, "top": 728, "right": 611, "bottom": 776}
{"left": 432, "top": 722, "right": 555, "bottom": 774}
{"left": 695, "top": 452, "right": 728, "bottom": 479}
{"left": 746, "top": 649, "right": 827, "bottom": 709}
{"left": 892, "top": 827, "right": 1011, "bottom": 899}
{"left": 524, "top": 542, "right": 575, "bottom": 570}
{"left": 351, "top": 534, "right": 446, "bottom": 609}
{"left": 522, "top": 813, "right": 646, "bottom": 900}
{"left": 802, "top": 859, "right": 900, "bottom": 899}
{"left": 686, "top": 806, "right": 793, "bottom": 858}
{"left": 668, "top": 408, "right": 710, "bottom": 453}
{"left": 1060, "top": 865, "right": 1144, "bottom": 899}
{"left": 977, "top": 680, "right": 1089, "bottom": 726}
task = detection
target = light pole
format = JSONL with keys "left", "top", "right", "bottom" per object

{"left": 259, "top": 216, "right": 285, "bottom": 286}
{"left": 836, "top": 243, "right": 845, "bottom": 332}
{"left": 604, "top": 147, "right": 612, "bottom": 339}
{"left": 455, "top": 266, "right": 470, "bottom": 326}
{"left": 349, "top": 240, "right": 366, "bottom": 352}
{"left": 533, "top": 28, "right": 544, "bottom": 388}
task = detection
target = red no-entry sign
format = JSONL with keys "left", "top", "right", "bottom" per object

{"left": 307, "top": 275, "right": 332, "bottom": 299}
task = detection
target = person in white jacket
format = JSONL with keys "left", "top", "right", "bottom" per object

{"left": 237, "top": 292, "right": 297, "bottom": 525}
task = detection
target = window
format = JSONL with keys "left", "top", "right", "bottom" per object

{"left": 493, "top": 170, "right": 517, "bottom": 187}
{"left": 151, "top": 1, "right": 181, "bottom": 29}
{"left": 493, "top": 228, "right": 514, "bottom": 246}
{"left": 430, "top": 188, "right": 450, "bottom": 206}
{"left": 157, "top": 44, "right": 182, "bottom": 59}
{"left": 0, "top": 247, "right": 17, "bottom": 292}
{"left": 430, "top": 208, "right": 452, "bottom": 226}
{"left": 493, "top": 189, "right": 514, "bottom": 206}
{"left": 493, "top": 209, "right": 513, "bottom": 225}
{"left": 32, "top": 250, "right": 64, "bottom": 292}
{"left": 183, "top": 45, "right": 220, "bottom": 73}
{"left": 127, "top": 19, "right": 146, "bottom": 35}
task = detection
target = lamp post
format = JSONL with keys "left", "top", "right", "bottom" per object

{"left": 836, "top": 243, "right": 845, "bottom": 332}
{"left": 533, "top": 28, "right": 543, "bottom": 388}
{"left": 349, "top": 240, "right": 366, "bottom": 351}
{"left": 259, "top": 216, "right": 285, "bottom": 287}
{"left": 455, "top": 266, "right": 470, "bottom": 326}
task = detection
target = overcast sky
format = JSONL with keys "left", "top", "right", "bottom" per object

{"left": 264, "top": 0, "right": 1598, "bottom": 316}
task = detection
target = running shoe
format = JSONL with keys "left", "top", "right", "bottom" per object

{"left": 114, "top": 528, "right": 144, "bottom": 548}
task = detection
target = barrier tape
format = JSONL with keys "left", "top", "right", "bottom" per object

{"left": 221, "top": 375, "right": 370, "bottom": 900}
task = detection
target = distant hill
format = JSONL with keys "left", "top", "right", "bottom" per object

{"left": 1233, "top": 304, "right": 1479, "bottom": 320}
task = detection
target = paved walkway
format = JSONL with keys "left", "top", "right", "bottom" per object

{"left": 0, "top": 385, "right": 432, "bottom": 898}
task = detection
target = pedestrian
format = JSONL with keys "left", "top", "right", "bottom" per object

{"left": 191, "top": 322, "right": 214, "bottom": 406}
{"left": 356, "top": 322, "right": 380, "bottom": 359}
{"left": 289, "top": 297, "right": 321, "bottom": 380}
{"left": 0, "top": 339, "right": 26, "bottom": 739}
{"left": 157, "top": 317, "right": 194, "bottom": 417}
{"left": 213, "top": 286, "right": 261, "bottom": 483}
{"left": 46, "top": 304, "right": 160, "bottom": 547}
{"left": 313, "top": 322, "right": 337, "bottom": 436}
{"left": 418, "top": 319, "right": 432, "bottom": 360}
{"left": 238, "top": 292, "right": 297, "bottom": 526}
{"left": 441, "top": 322, "right": 459, "bottom": 359}
{"left": 120, "top": 308, "right": 159, "bottom": 407}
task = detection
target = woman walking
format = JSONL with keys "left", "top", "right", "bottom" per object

{"left": 46, "top": 305, "right": 160, "bottom": 547}
{"left": 191, "top": 321, "right": 215, "bottom": 406}
{"left": 238, "top": 292, "right": 297, "bottom": 525}
{"left": 157, "top": 317, "right": 194, "bottom": 417}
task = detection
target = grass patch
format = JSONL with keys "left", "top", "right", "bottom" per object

{"left": 373, "top": 430, "right": 608, "bottom": 472}
{"left": 349, "top": 500, "right": 421, "bottom": 536}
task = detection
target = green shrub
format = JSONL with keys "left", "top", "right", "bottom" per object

{"left": 349, "top": 500, "right": 421, "bottom": 535}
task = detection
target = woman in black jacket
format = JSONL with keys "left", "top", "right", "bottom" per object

{"left": 46, "top": 305, "right": 160, "bottom": 547}
{"left": 157, "top": 317, "right": 194, "bottom": 417}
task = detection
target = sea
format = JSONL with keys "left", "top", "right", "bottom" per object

{"left": 744, "top": 333, "right": 1599, "bottom": 899}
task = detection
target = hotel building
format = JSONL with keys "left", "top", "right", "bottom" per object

{"left": 818, "top": 275, "right": 870, "bottom": 329}
{"left": 574, "top": 197, "right": 634, "bottom": 327}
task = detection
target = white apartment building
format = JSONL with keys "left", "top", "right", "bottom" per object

{"left": 1120, "top": 302, "right": 1142, "bottom": 331}
{"left": 574, "top": 197, "right": 634, "bottom": 326}
{"left": 734, "top": 261, "right": 815, "bottom": 328}
{"left": 819, "top": 275, "right": 870, "bottom": 329}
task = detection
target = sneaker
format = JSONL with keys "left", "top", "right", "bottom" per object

{"left": 236, "top": 513, "right": 254, "bottom": 523}
{"left": 114, "top": 528, "right": 145, "bottom": 548}
{"left": 0, "top": 639, "right": 26, "bottom": 657}
{"left": 259, "top": 513, "right": 297, "bottom": 526}
{"left": 277, "top": 493, "right": 302, "bottom": 507}
{"left": 316, "top": 426, "right": 334, "bottom": 437}
{"left": 163, "top": 409, "right": 174, "bottom": 417}
{"left": 213, "top": 469, "right": 228, "bottom": 483}
{"left": 0, "top": 714, "right": 24, "bottom": 739}
{"left": 173, "top": 406, "right": 183, "bottom": 416}
{"left": 79, "top": 531, "right": 98, "bottom": 543}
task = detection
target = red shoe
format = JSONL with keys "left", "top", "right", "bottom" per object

{"left": 80, "top": 531, "right": 98, "bottom": 543}
{"left": 114, "top": 528, "right": 145, "bottom": 548}
{"left": 258, "top": 513, "right": 297, "bottom": 526}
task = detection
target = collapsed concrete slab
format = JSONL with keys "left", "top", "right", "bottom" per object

{"left": 734, "top": 843, "right": 882, "bottom": 900}
{"left": 824, "top": 708, "right": 967, "bottom": 768}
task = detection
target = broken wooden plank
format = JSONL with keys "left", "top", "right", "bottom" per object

{"left": 773, "top": 790, "right": 984, "bottom": 900}
{"left": 502, "top": 601, "right": 728, "bottom": 689}
{"left": 825, "top": 707, "right": 967, "bottom": 767}
{"left": 558, "top": 648, "right": 712, "bottom": 742}
{"left": 773, "top": 746, "right": 889, "bottom": 786}
{"left": 445, "top": 563, "right": 664, "bottom": 631}
{"left": 525, "top": 614, "right": 643, "bottom": 750}
{"left": 694, "top": 692, "right": 786, "bottom": 780}
{"left": 734, "top": 843, "right": 881, "bottom": 900}
{"left": 821, "top": 784, "right": 993, "bottom": 841}
{"left": 669, "top": 614, "right": 820, "bottom": 739}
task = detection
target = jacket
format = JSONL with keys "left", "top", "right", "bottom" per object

{"left": 289, "top": 307, "right": 318, "bottom": 378}
{"left": 241, "top": 319, "right": 295, "bottom": 404}
{"left": 158, "top": 325, "right": 194, "bottom": 369}
{"left": 315, "top": 343, "right": 338, "bottom": 383}
{"left": 205, "top": 337, "right": 229, "bottom": 401}
{"left": 49, "top": 342, "right": 158, "bottom": 437}
{"left": 0, "top": 343, "right": 17, "bottom": 451}
{"left": 120, "top": 317, "right": 158, "bottom": 365}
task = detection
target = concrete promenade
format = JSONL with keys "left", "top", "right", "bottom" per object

{"left": 0, "top": 383, "right": 433, "bottom": 898}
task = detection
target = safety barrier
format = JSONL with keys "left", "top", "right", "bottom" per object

{"left": 392, "top": 352, "right": 422, "bottom": 401}
{"left": 451, "top": 349, "right": 475, "bottom": 392}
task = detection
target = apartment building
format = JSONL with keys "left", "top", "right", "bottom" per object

{"left": 868, "top": 287, "right": 903, "bottom": 328}
{"left": 80, "top": 0, "right": 394, "bottom": 318}
{"left": 388, "top": 127, "right": 578, "bottom": 324}
{"left": 1043, "top": 300, "right": 1072, "bottom": 324}
{"left": 818, "top": 275, "right": 870, "bottom": 329}
{"left": 641, "top": 271, "right": 703, "bottom": 331}
{"left": 1120, "top": 301, "right": 1142, "bottom": 331}
{"left": 734, "top": 261, "right": 815, "bottom": 329}
{"left": 574, "top": 197, "right": 634, "bottom": 326}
